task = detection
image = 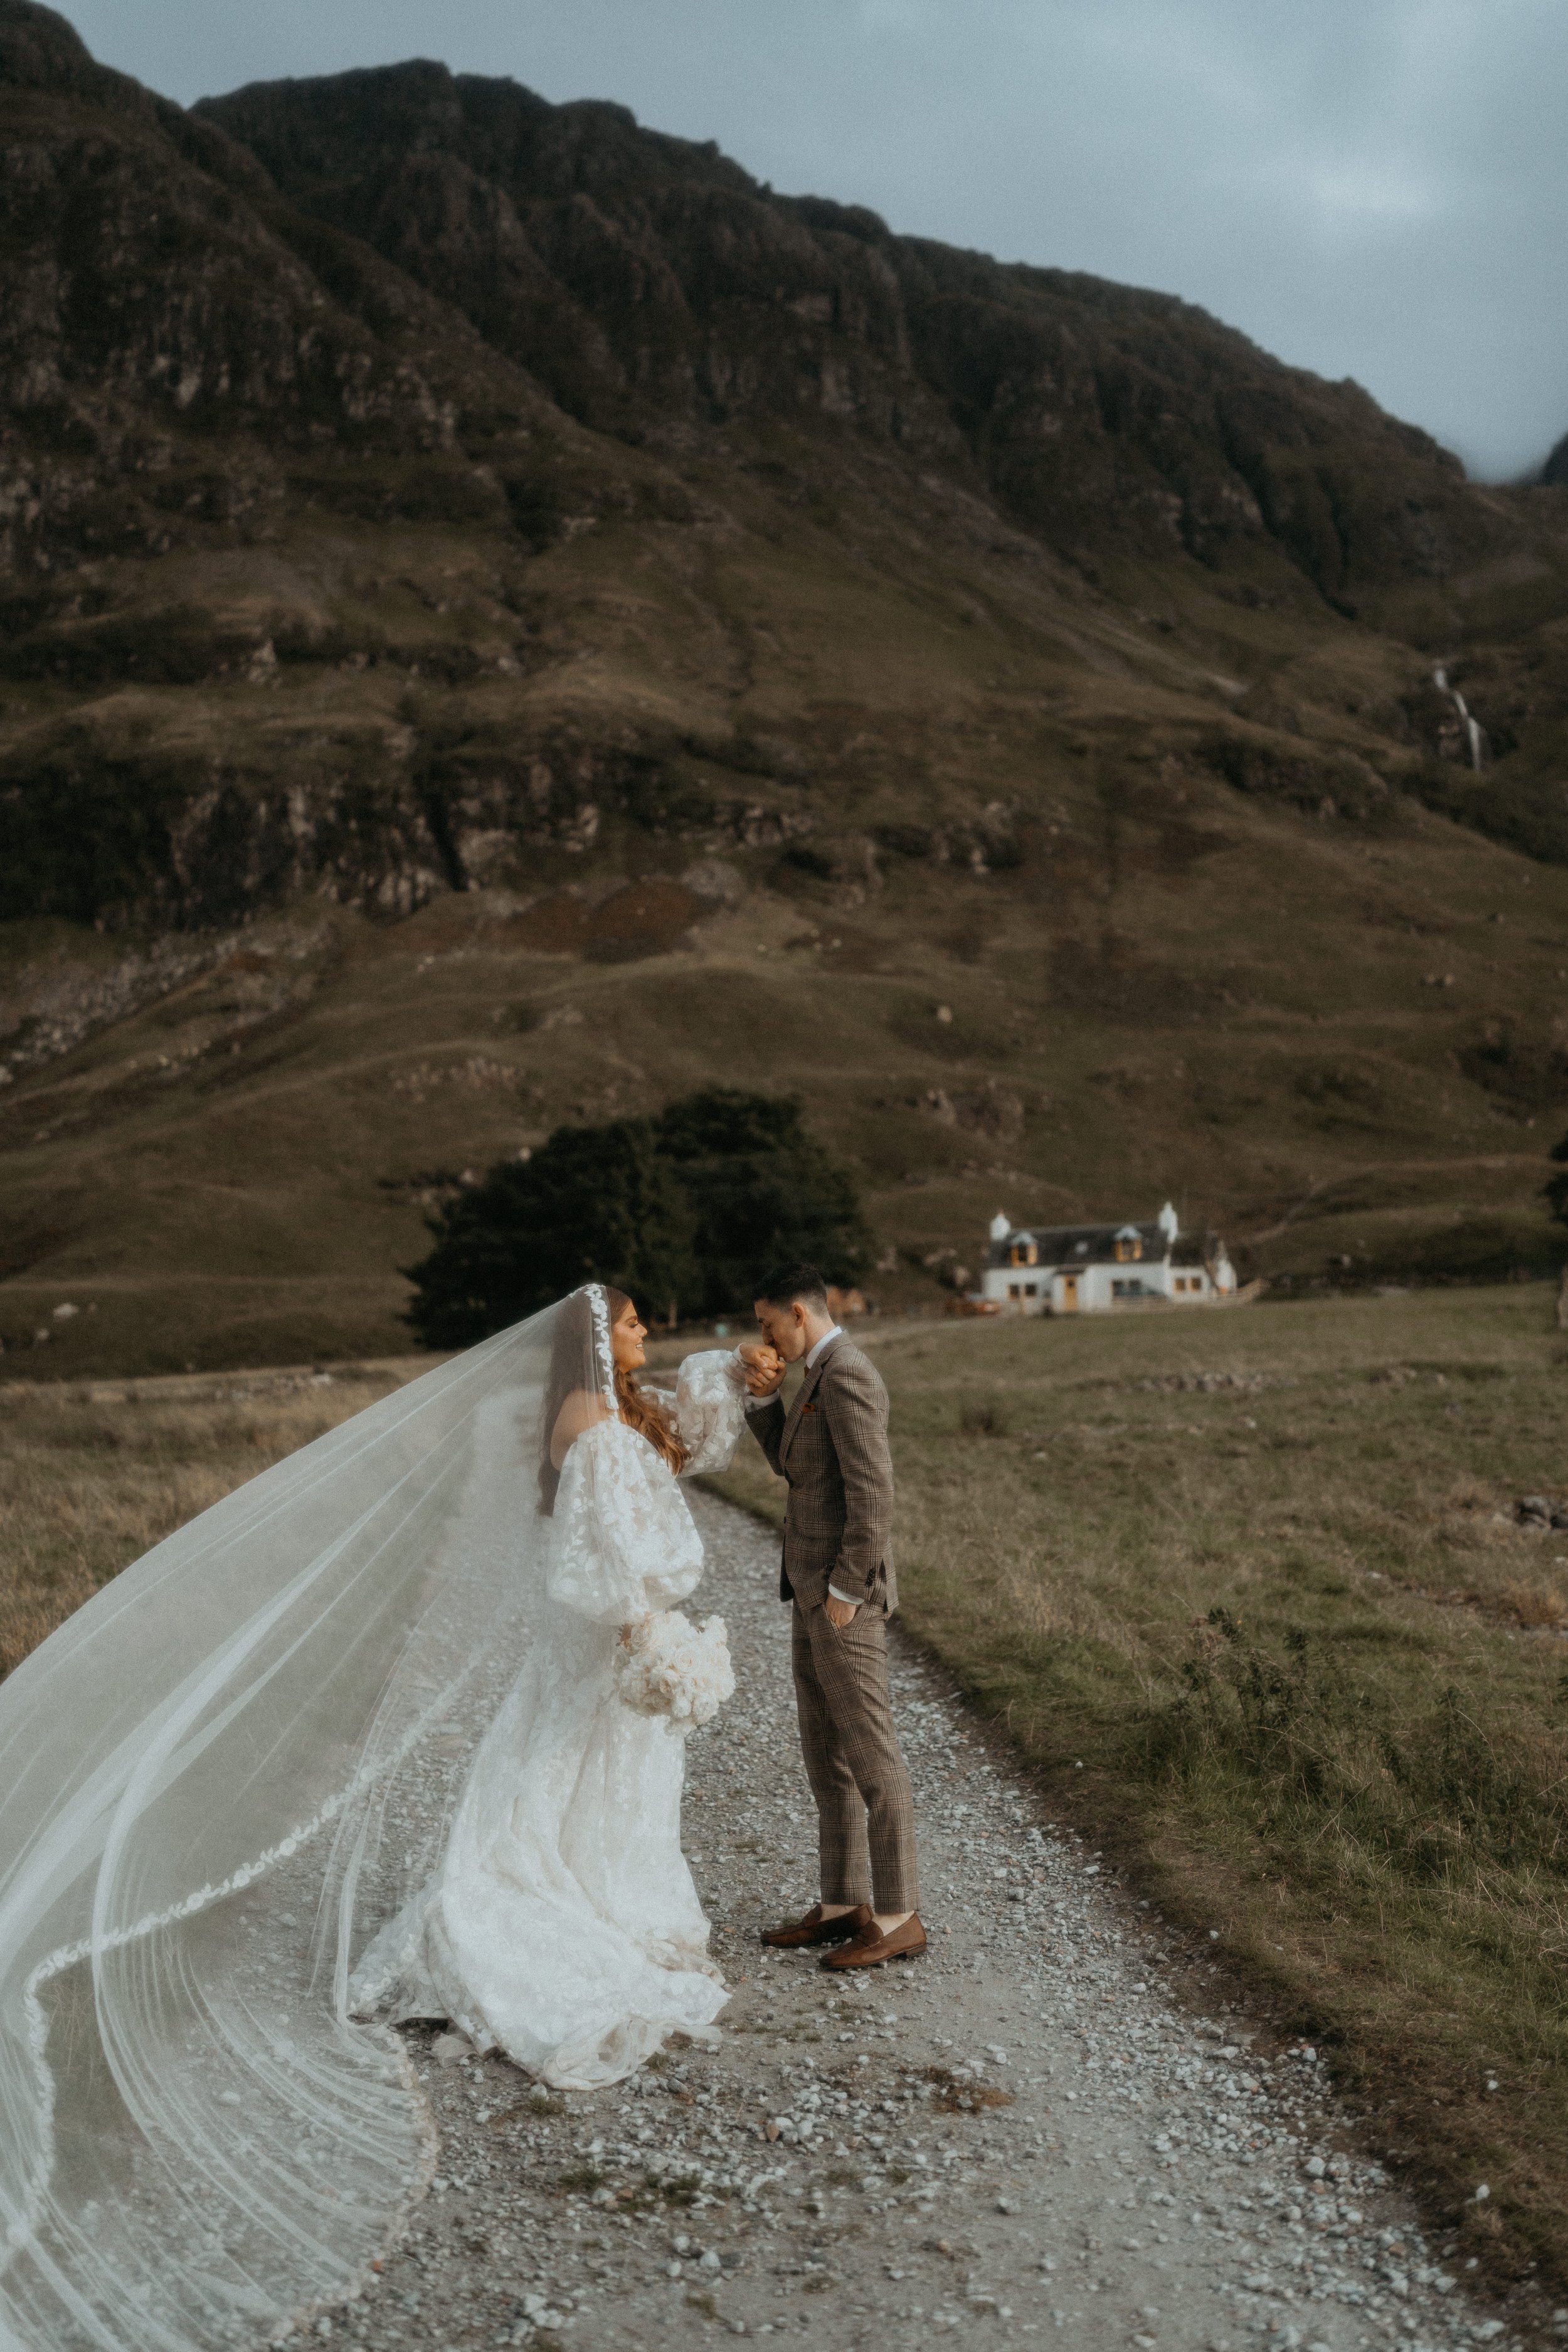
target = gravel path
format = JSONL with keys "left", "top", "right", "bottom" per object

{"left": 325, "top": 1494, "right": 1522, "bottom": 2352}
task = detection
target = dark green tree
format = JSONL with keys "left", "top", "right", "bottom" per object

{"left": 652, "top": 1087, "right": 872, "bottom": 1316}
{"left": 400, "top": 1088, "right": 872, "bottom": 1344}
{"left": 403, "top": 1118, "right": 695, "bottom": 1348}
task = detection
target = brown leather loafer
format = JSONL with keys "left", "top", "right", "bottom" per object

{"left": 760, "top": 1902, "right": 872, "bottom": 1950}
{"left": 818, "top": 1911, "right": 928, "bottom": 1971}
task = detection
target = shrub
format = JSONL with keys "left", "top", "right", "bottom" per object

{"left": 1195, "top": 729, "right": 1391, "bottom": 823}
{"left": 652, "top": 1088, "right": 871, "bottom": 1318}
{"left": 403, "top": 1119, "right": 695, "bottom": 1348}
{"left": 402, "top": 1088, "right": 871, "bottom": 1342}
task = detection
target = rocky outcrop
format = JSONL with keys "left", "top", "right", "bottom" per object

{"left": 0, "top": 0, "right": 1563, "bottom": 945}
{"left": 0, "top": 712, "right": 447, "bottom": 927}
{"left": 0, "top": 0, "right": 1540, "bottom": 613}
{"left": 0, "top": 8, "right": 571, "bottom": 583}
{"left": 0, "top": 702, "right": 824, "bottom": 928}
{"left": 198, "top": 68, "right": 920, "bottom": 438}
{"left": 199, "top": 57, "right": 1500, "bottom": 601}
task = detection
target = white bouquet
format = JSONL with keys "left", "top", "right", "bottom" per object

{"left": 616, "top": 1611, "right": 735, "bottom": 1733}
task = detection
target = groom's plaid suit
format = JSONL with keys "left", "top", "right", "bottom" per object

{"left": 748, "top": 1336, "right": 918, "bottom": 1912}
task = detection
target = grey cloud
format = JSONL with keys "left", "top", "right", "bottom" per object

{"left": 61, "top": 0, "right": 1567, "bottom": 476}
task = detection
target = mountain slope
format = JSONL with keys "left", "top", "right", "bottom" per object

{"left": 1, "top": 3, "right": 1567, "bottom": 1375}
{"left": 199, "top": 58, "right": 1505, "bottom": 612}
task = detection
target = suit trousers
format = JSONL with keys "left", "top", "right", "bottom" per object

{"left": 790, "top": 1597, "right": 918, "bottom": 1913}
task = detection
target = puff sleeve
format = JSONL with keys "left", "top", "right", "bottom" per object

{"left": 670, "top": 1348, "right": 751, "bottom": 1476}
{"left": 544, "top": 1420, "right": 705, "bottom": 1620}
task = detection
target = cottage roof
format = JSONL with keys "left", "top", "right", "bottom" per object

{"left": 987, "top": 1218, "right": 1168, "bottom": 1271}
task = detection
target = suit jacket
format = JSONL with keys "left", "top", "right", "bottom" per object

{"left": 748, "top": 1334, "right": 898, "bottom": 1613}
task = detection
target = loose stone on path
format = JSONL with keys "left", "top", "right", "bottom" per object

{"left": 322, "top": 1493, "right": 1524, "bottom": 2351}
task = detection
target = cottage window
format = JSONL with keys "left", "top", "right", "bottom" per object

{"left": 1007, "top": 1283, "right": 1021, "bottom": 1299}
{"left": 1113, "top": 1237, "right": 1142, "bottom": 1263}
{"left": 1024, "top": 1283, "right": 1037, "bottom": 1297}
{"left": 1009, "top": 1242, "right": 1039, "bottom": 1268}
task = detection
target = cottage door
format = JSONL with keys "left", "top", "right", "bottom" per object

{"left": 1061, "top": 1274, "right": 1079, "bottom": 1312}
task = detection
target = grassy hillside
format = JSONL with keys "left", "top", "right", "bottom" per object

{"left": 3, "top": 447, "right": 1565, "bottom": 1374}
{"left": 706, "top": 1281, "right": 1568, "bottom": 2292}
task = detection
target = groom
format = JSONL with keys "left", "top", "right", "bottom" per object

{"left": 741, "top": 1263, "right": 924, "bottom": 1971}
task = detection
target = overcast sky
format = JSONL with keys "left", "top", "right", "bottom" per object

{"left": 58, "top": 0, "right": 1566, "bottom": 480}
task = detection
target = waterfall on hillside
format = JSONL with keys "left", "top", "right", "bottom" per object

{"left": 1432, "top": 665, "right": 1488, "bottom": 771}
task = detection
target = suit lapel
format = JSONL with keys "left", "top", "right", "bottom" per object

{"left": 779, "top": 1338, "right": 837, "bottom": 1466}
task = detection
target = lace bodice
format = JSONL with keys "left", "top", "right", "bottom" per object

{"left": 544, "top": 1349, "right": 748, "bottom": 1623}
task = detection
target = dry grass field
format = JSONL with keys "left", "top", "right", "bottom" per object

{"left": 6, "top": 1286, "right": 1568, "bottom": 2286}
{"left": 0, "top": 1362, "right": 413, "bottom": 1678}
{"left": 705, "top": 1283, "right": 1568, "bottom": 2290}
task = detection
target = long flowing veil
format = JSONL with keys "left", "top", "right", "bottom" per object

{"left": 0, "top": 1290, "right": 613, "bottom": 2351}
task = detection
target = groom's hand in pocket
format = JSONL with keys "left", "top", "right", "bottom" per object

{"left": 824, "top": 1594, "right": 859, "bottom": 1629}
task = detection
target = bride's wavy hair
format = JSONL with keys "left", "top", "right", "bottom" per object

{"left": 539, "top": 1286, "right": 689, "bottom": 1515}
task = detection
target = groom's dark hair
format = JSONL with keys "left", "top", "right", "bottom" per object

{"left": 753, "top": 1261, "right": 830, "bottom": 1310}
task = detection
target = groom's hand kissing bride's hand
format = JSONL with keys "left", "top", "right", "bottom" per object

{"left": 738, "top": 1343, "right": 785, "bottom": 1396}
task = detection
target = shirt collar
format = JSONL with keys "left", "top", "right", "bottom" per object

{"left": 805, "top": 1324, "right": 843, "bottom": 1371}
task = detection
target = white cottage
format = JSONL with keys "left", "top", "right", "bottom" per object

{"left": 978, "top": 1203, "right": 1236, "bottom": 1315}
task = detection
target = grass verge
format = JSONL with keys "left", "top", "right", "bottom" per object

{"left": 703, "top": 1285, "right": 1568, "bottom": 2294}
{"left": 0, "top": 1365, "right": 409, "bottom": 1675}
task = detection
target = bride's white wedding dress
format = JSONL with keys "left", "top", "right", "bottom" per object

{"left": 348, "top": 1347, "right": 750, "bottom": 2090}
{"left": 0, "top": 1286, "right": 750, "bottom": 2348}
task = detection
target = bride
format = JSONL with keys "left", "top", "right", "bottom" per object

{"left": 0, "top": 1282, "right": 770, "bottom": 2352}
{"left": 349, "top": 1285, "right": 757, "bottom": 2087}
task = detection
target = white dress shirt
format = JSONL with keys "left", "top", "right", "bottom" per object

{"left": 805, "top": 1323, "right": 842, "bottom": 1370}
{"left": 743, "top": 1326, "right": 861, "bottom": 1609}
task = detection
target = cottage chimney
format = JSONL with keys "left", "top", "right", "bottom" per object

{"left": 989, "top": 1210, "right": 1012, "bottom": 1243}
